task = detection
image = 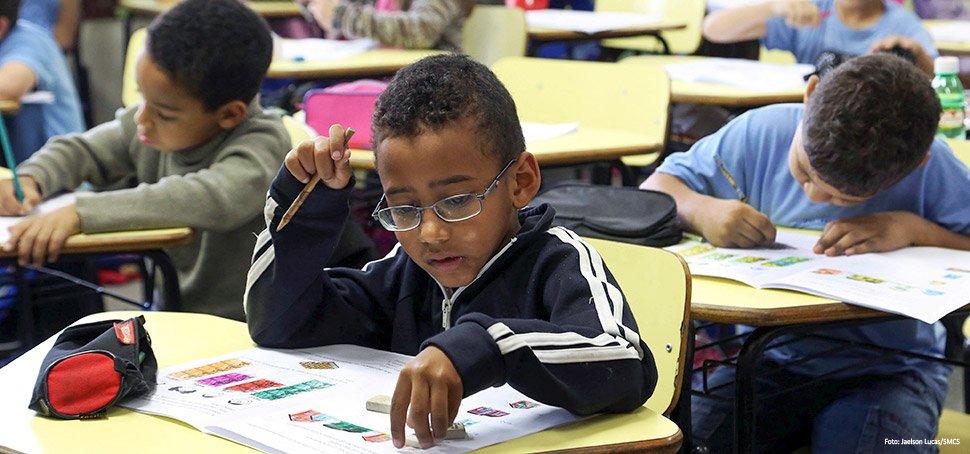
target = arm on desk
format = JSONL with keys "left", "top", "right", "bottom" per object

{"left": 815, "top": 211, "right": 970, "bottom": 256}
{"left": 329, "top": 0, "right": 467, "bottom": 49}
{"left": 703, "top": 0, "right": 819, "bottom": 43}
{"left": 642, "top": 172, "right": 776, "bottom": 248}
{"left": 0, "top": 62, "right": 36, "bottom": 101}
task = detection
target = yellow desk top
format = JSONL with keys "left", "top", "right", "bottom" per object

{"left": 0, "top": 311, "right": 682, "bottom": 454}
{"left": 121, "top": 0, "right": 301, "bottom": 17}
{"left": 528, "top": 19, "right": 686, "bottom": 42}
{"left": 621, "top": 55, "right": 806, "bottom": 107}
{"left": 0, "top": 99, "right": 20, "bottom": 114}
{"left": 947, "top": 138, "right": 969, "bottom": 166}
{"left": 0, "top": 227, "right": 194, "bottom": 258}
{"left": 924, "top": 20, "right": 970, "bottom": 56}
{"left": 349, "top": 127, "right": 664, "bottom": 171}
{"left": 267, "top": 48, "right": 444, "bottom": 79}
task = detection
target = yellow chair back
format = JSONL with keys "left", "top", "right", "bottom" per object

{"left": 597, "top": 0, "right": 707, "bottom": 55}
{"left": 759, "top": 46, "right": 797, "bottom": 65}
{"left": 122, "top": 28, "right": 148, "bottom": 108}
{"left": 462, "top": 5, "right": 527, "bottom": 67}
{"left": 583, "top": 237, "right": 691, "bottom": 415}
{"left": 280, "top": 114, "right": 313, "bottom": 148}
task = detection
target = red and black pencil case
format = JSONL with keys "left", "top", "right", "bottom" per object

{"left": 29, "top": 315, "right": 157, "bottom": 419}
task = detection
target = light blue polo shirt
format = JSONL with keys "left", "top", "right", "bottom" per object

{"left": 19, "top": 0, "right": 59, "bottom": 31}
{"left": 0, "top": 20, "right": 84, "bottom": 163}
{"left": 764, "top": 0, "right": 939, "bottom": 65}
{"left": 655, "top": 104, "right": 969, "bottom": 386}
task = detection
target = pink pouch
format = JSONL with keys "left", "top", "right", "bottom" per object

{"left": 506, "top": 0, "right": 548, "bottom": 10}
{"left": 303, "top": 80, "right": 388, "bottom": 150}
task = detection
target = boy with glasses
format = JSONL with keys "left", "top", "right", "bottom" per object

{"left": 245, "top": 54, "right": 658, "bottom": 449}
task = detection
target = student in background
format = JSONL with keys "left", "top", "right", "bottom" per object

{"left": 0, "top": 0, "right": 83, "bottom": 163}
{"left": 703, "top": 0, "right": 939, "bottom": 75}
{"left": 0, "top": 0, "right": 294, "bottom": 321}
{"left": 642, "top": 54, "right": 970, "bottom": 452}
{"left": 19, "top": 0, "right": 80, "bottom": 51}
{"left": 246, "top": 54, "right": 657, "bottom": 448}
{"left": 300, "top": 0, "right": 476, "bottom": 51}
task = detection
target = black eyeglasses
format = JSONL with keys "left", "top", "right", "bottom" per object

{"left": 371, "top": 159, "right": 517, "bottom": 232}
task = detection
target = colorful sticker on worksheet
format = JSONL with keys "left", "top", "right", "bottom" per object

{"left": 455, "top": 418, "right": 479, "bottom": 427}
{"left": 943, "top": 273, "right": 963, "bottom": 280}
{"left": 846, "top": 274, "right": 884, "bottom": 284}
{"left": 468, "top": 406, "right": 509, "bottom": 417}
{"left": 168, "top": 358, "right": 249, "bottom": 380}
{"left": 252, "top": 379, "right": 333, "bottom": 400}
{"left": 701, "top": 252, "right": 736, "bottom": 261}
{"left": 362, "top": 433, "right": 391, "bottom": 443}
{"left": 734, "top": 256, "right": 767, "bottom": 264}
{"left": 762, "top": 257, "right": 810, "bottom": 267}
{"left": 197, "top": 372, "right": 251, "bottom": 387}
{"left": 946, "top": 267, "right": 970, "bottom": 274}
{"left": 922, "top": 289, "right": 945, "bottom": 296}
{"left": 324, "top": 420, "right": 373, "bottom": 433}
{"left": 225, "top": 379, "right": 284, "bottom": 393}
{"left": 509, "top": 400, "right": 539, "bottom": 409}
{"left": 677, "top": 244, "right": 716, "bottom": 257}
{"left": 812, "top": 268, "right": 842, "bottom": 275}
{"left": 300, "top": 361, "right": 338, "bottom": 370}
{"left": 289, "top": 409, "right": 333, "bottom": 422}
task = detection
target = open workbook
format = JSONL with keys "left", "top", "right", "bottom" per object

{"left": 121, "top": 345, "right": 581, "bottom": 453}
{"left": 666, "top": 230, "right": 970, "bottom": 324}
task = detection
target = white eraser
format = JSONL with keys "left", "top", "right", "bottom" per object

{"left": 365, "top": 394, "right": 392, "bottom": 414}
{"left": 445, "top": 422, "right": 466, "bottom": 440}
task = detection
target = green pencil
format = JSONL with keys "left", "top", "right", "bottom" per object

{"left": 0, "top": 114, "right": 24, "bottom": 203}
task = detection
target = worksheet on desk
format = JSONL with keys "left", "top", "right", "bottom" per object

{"left": 0, "top": 193, "right": 76, "bottom": 243}
{"left": 666, "top": 230, "right": 970, "bottom": 324}
{"left": 122, "top": 345, "right": 581, "bottom": 453}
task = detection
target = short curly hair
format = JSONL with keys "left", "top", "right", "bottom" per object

{"left": 372, "top": 54, "right": 524, "bottom": 165}
{"left": 0, "top": 0, "right": 21, "bottom": 26}
{"left": 802, "top": 54, "right": 941, "bottom": 197}
{"left": 147, "top": 0, "right": 272, "bottom": 111}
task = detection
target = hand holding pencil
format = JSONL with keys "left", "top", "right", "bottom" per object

{"left": 277, "top": 124, "right": 355, "bottom": 231}
{"left": 0, "top": 175, "right": 41, "bottom": 216}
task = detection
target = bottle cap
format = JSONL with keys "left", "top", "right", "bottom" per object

{"left": 934, "top": 56, "right": 959, "bottom": 75}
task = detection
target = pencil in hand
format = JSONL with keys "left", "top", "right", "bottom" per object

{"left": 276, "top": 127, "right": 355, "bottom": 232}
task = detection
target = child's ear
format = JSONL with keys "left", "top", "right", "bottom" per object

{"left": 803, "top": 75, "right": 820, "bottom": 105}
{"left": 215, "top": 100, "right": 249, "bottom": 130}
{"left": 510, "top": 152, "right": 540, "bottom": 210}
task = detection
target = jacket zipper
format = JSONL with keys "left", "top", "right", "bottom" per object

{"left": 435, "top": 237, "right": 519, "bottom": 330}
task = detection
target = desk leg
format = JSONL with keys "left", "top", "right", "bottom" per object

{"left": 13, "top": 266, "right": 36, "bottom": 350}
{"left": 733, "top": 326, "right": 777, "bottom": 454}
{"left": 141, "top": 250, "right": 182, "bottom": 312}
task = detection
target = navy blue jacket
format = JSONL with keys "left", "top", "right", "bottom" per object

{"left": 245, "top": 168, "right": 657, "bottom": 415}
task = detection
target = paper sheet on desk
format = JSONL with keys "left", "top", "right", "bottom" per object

{"left": 666, "top": 230, "right": 970, "bottom": 324}
{"left": 122, "top": 345, "right": 581, "bottom": 453}
{"left": 664, "top": 58, "right": 814, "bottom": 92}
{"left": 928, "top": 22, "right": 970, "bottom": 43}
{"left": 0, "top": 194, "right": 76, "bottom": 243}
{"left": 525, "top": 10, "right": 661, "bottom": 34}
{"left": 276, "top": 38, "right": 376, "bottom": 61}
{"left": 521, "top": 122, "right": 578, "bottom": 143}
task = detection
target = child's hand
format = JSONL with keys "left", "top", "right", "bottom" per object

{"left": 4, "top": 204, "right": 81, "bottom": 266}
{"left": 282, "top": 124, "right": 352, "bottom": 190}
{"left": 0, "top": 176, "right": 41, "bottom": 215}
{"left": 814, "top": 211, "right": 921, "bottom": 256}
{"left": 869, "top": 36, "right": 934, "bottom": 76}
{"left": 771, "top": 0, "right": 822, "bottom": 28}
{"left": 390, "top": 346, "right": 463, "bottom": 449}
{"left": 697, "top": 199, "right": 777, "bottom": 248}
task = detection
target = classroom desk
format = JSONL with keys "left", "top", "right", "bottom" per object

{"left": 948, "top": 137, "right": 969, "bottom": 164}
{"left": 621, "top": 56, "right": 806, "bottom": 107}
{"left": 528, "top": 19, "right": 687, "bottom": 42}
{"left": 347, "top": 128, "right": 664, "bottom": 171}
{"left": 0, "top": 311, "right": 683, "bottom": 454}
{"left": 924, "top": 20, "right": 970, "bottom": 56}
{"left": 0, "top": 99, "right": 20, "bottom": 115}
{"left": 121, "top": 0, "right": 301, "bottom": 18}
{"left": 267, "top": 49, "right": 444, "bottom": 80}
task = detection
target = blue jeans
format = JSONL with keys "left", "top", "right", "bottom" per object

{"left": 692, "top": 363, "right": 948, "bottom": 453}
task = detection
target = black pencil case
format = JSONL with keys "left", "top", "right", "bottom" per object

{"left": 28, "top": 315, "right": 157, "bottom": 419}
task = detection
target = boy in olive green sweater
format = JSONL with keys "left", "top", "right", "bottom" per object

{"left": 0, "top": 0, "right": 289, "bottom": 320}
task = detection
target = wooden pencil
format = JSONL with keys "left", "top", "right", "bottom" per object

{"left": 276, "top": 127, "right": 355, "bottom": 232}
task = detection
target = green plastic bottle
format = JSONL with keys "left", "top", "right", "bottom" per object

{"left": 932, "top": 56, "right": 967, "bottom": 139}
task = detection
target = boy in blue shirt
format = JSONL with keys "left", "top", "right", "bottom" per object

{"left": 642, "top": 54, "right": 970, "bottom": 452}
{"left": 0, "top": 0, "right": 83, "bottom": 163}
{"left": 704, "top": 0, "right": 939, "bottom": 75}
{"left": 246, "top": 54, "right": 658, "bottom": 449}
